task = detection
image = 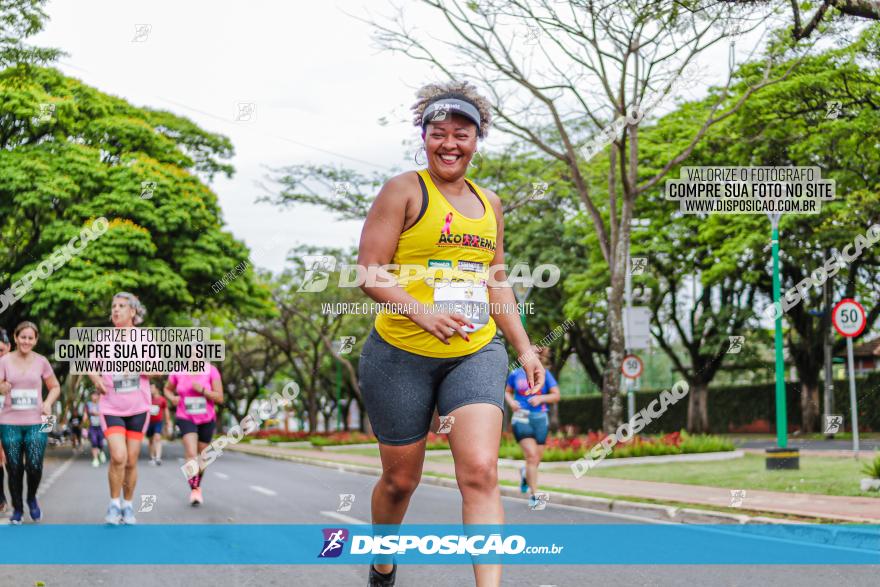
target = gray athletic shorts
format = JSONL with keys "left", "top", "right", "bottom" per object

{"left": 358, "top": 328, "right": 508, "bottom": 446}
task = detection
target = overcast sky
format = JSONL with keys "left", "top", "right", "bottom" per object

{"left": 35, "top": 1, "right": 764, "bottom": 275}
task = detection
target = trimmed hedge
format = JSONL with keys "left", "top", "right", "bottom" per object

{"left": 558, "top": 373, "right": 880, "bottom": 433}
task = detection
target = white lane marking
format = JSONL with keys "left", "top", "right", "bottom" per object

{"left": 36, "top": 454, "right": 76, "bottom": 498}
{"left": 215, "top": 472, "right": 229, "bottom": 480}
{"left": 249, "top": 485, "right": 277, "bottom": 496}
{"left": 321, "top": 510, "right": 368, "bottom": 525}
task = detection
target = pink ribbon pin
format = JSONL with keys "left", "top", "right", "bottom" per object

{"left": 442, "top": 212, "right": 453, "bottom": 235}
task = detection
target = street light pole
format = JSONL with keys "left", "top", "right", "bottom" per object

{"left": 770, "top": 215, "right": 788, "bottom": 450}
{"left": 624, "top": 239, "right": 635, "bottom": 423}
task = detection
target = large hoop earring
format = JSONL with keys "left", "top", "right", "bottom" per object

{"left": 469, "top": 150, "right": 483, "bottom": 170}
{"left": 414, "top": 146, "right": 427, "bottom": 166}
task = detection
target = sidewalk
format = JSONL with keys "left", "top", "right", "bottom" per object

{"left": 229, "top": 443, "right": 880, "bottom": 524}
{"left": 742, "top": 447, "right": 878, "bottom": 459}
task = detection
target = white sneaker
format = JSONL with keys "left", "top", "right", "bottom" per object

{"left": 121, "top": 504, "right": 137, "bottom": 525}
{"left": 99, "top": 451, "right": 106, "bottom": 464}
{"left": 105, "top": 502, "right": 122, "bottom": 525}
{"left": 92, "top": 458, "right": 100, "bottom": 468}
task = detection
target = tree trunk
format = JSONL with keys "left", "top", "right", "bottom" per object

{"left": 549, "top": 402, "right": 559, "bottom": 433}
{"left": 602, "top": 245, "right": 627, "bottom": 434}
{"left": 686, "top": 381, "right": 709, "bottom": 433}
{"left": 307, "top": 389, "right": 318, "bottom": 433}
{"left": 800, "top": 380, "right": 820, "bottom": 433}
{"left": 362, "top": 411, "right": 373, "bottom": 437}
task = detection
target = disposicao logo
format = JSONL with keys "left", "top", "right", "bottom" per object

{"left": 318, "top": 528, "right": 348, "bottom": 558}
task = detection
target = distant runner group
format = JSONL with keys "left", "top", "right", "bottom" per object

{"left": 0, "top": 291, "right": 224, "bottom": 524}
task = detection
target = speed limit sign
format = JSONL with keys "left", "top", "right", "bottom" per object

{"left": 832, "top": 299, "right": 866, "bottom": 338}
{"left": 621, "top": 354, "right": 643, "bottom": 379}
{"left": 834, "top": 298, "right": 867, "bottom": 453}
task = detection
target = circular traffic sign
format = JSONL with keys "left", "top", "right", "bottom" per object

{"left": 621, "top": 354, "right": 643, "bottom": 379}
{"left": 832, "top": 298, "right": 866, "bottom": 338}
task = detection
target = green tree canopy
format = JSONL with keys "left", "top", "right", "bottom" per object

{"left": 0, "top": 66, "right": 274, "bottom": 368}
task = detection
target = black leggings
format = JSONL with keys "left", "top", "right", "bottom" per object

{"left": 0, "top": 462, "right": 5, "bottom": 504}
{"left": 0, "top": 425, "right": 47, "bottom": 512}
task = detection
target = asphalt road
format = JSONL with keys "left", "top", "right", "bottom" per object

{"left": 0, "top": 442, "right": 876, "bottom": 586}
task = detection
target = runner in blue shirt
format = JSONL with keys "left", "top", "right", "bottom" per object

{"left": 504, "top": 347, "right": 560, "bottom": 507}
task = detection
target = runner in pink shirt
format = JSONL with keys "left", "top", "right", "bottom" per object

{"left": 86, "top": 292, "right": 154, "bottom": 525}
{"left": 165, "top": 354, "right": 223, "bottom": 506}
{"left": 0, "top": 322, "right": 61, "bottom": 525}
{"left": 0, "top": 327, "right": 10, "bottom": 515}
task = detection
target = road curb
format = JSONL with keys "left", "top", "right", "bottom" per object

{"left": 500, "top": 449, "right": 745, "bottom": 470}
{"left": 227, "top": 444, "right": 820, "bottom": 527}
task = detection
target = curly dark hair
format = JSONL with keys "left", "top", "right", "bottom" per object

{"left": 411, "top": 80, "right": 492, "bottom": 139}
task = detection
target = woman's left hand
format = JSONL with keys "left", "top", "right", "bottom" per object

{"left": 41, "top": 403, "right": 53, "bottom": 417}
{"left": 527, "top": 395, "right": 544, "bottom": 407}
{"left": 520, "top": 350, "right": 545, "bottom": 396}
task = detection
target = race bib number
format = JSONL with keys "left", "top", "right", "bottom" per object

{"left": 184, "top": 396, "right": 207, "bottom": 415}
{"left": 10, "top": 389, "right": 39, "bottom": 411}
{"left": 433, "top": 279, "right": 489, "bottom": 333}
{"left": 0, "top": 394, "right": 5, "bottom": 410}
{"left": 512, "top": 409, "right": 529, "bottom": 424}
{"left": 150, "top": 405, "right": 160, "bottom": 416}
{"left": 112, "top": 374, "right": 140, "bottom": 394}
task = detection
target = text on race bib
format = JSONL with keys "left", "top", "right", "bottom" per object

{"left": 10, "top": 389, "right": 39, "bottom": 410}
{"left": 433, "top": 279, "right": 490, "bottom": 333}
{"left": 512, "top": 409, "right": 530, "bottom": 424}
{"left": 113, "top": 374, "right": 140, "bottom": 394}
{"left": 150, "top": 405, "right": 160, "bottom": 416}
{"left": 184, "top": 396, "right": 208, "bottom": 415}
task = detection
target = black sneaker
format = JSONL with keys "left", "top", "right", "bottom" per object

{"left": 368, "top": 563, "right": 396, "bottom": 586}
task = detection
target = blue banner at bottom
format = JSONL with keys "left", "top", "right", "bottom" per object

{"left": 0, "top": 524, "right": 877, "bottom": 564}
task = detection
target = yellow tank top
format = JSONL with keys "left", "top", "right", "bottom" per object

{"left": 374, "top": 169, "right": 498, "bottom": 357}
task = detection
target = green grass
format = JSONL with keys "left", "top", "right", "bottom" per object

{"left": 331, "top": 447, "right": 381, "bottom": 457}
{"left": 560, "top": 453, "right": 880, "bottom": 497}
{"left": 723, "top": 433, "right": 880, "bottom": 442}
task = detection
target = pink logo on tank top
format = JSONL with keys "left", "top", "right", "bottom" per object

{"left": 441, "top": 212, "right": 453, "bottom": 236}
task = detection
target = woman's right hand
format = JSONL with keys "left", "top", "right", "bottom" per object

{"left": 0, "top": 381, "right": 10, "bottom": 395}
{"left": 411, "top": 311, "right": 473, "bottom": 345}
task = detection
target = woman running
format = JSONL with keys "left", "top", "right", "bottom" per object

{"left": 164, "top": 352, "right": 223, "bottom": 506}
{"left": 0, "top": 321, "right": 61, "bottom": 524}
{"left": 357, "top": 81, "right": 544, "bottom": 587}
{"left": 147, "top": 383, "right": 168, "bottom": 466}
{"left": 68, "top": 407, "right": 83, "bottom": 452}
{"left": 86, "top": 391, "right": 106, "bottom": 467}
{"left": 505, "top": 347, "right": 560, "bottom": 507}
{"left": 87, "top": 292, "right": 153, "bottom": 525}
{"left": 0, "top": 327, "right": 12, "bottom": 515}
